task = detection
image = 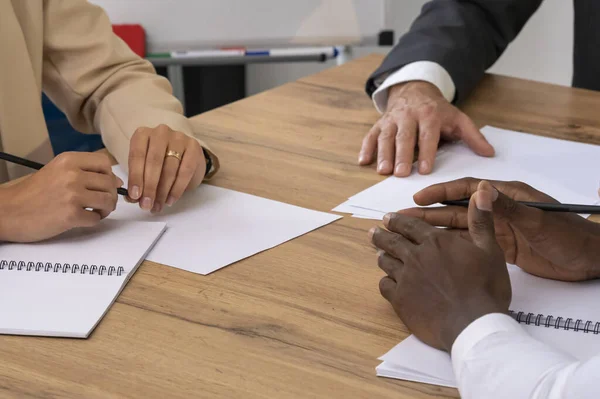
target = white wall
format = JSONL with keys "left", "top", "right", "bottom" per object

{"left": 489, "top": 0, "right": 572, "bottom": 86}
{"left": 93, "top": 0, "right": 387, "bottom": 51}
{"left": 247, "top": 0, "right": 574, "bottom": 95}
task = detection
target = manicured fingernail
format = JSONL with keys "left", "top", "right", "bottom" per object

{"left": 131, "top": 185, "right": 141, "bottom": 200}
{"left": 358, "top": 153, "right": 367, "bottom": 164}
{"left": 490, "top": 186, "right": 499, "bottom": 201}
{"left": 151, "top": 202, "right": 162, "bottom": 213}
{"left": 383, "top": 213, "right": 392, "bottom": 225}
{"left": 419, "top": 160, "right": 430, "bottom": 174}
{"left": 378, "top": 160, "right": 392, "bottom": 173}
{"left": 394, "top": 163, "right": 411, "bottom": 176}
{"left": 475, "top": 191, "right": 493, "bottom": 212}
{"left": 141, "top": 197, "right": 153, "bottom": 210}
{"left": 368, "top": 227, "right": 377, "bottom": 239}
{"left": 166, "top": 196, "right": 176, "bottom": 207}
{"left": 479, "top": 181, "right": 499, "bottom": 201}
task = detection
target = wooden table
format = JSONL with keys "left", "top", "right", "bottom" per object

{"left": 3, "top": 54, "right": 600, "bottom": 398}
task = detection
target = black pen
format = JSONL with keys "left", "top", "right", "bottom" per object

{"left": 0, "top": 151, "right": 129, "bottom": 196}
{"left": 442, "top": 199, "right": 600, "bottom": 214}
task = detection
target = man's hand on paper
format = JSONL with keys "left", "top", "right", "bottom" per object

{"left": 369, "top": 181, "right": 510, "bottom": 351}
{"left": 0, "top": 152, "right": 122, "bottom": 243}
{"left": 358, "top": 81, "right": 495, "bottom": 177}
{"left": 400, "top": 178, "right": 600, "bottom": 282}
{"left": 126, "top": 124, "right": 206, "bottom": 214}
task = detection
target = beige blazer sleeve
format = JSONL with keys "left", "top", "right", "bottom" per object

{"left": 40, "top": 0, "right": 218, "bottom": 179}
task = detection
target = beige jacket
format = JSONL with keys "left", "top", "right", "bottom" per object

{"left": 0, "top": 0, "right": 218, "bottom": 181}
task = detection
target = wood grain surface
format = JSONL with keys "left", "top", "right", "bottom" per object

{"left": 2, "top": 54, "right": 600, "bottom": 398}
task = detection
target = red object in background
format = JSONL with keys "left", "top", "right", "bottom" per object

{"left": 112, "top": 24, "right": 146, "bottom": 57}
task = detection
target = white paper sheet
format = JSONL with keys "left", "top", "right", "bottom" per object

{"left": 110, "top": 167, "right": 341, "bottom": 275}
{"left": 333, "top": 201, "right": 386, "bottom": 220}
{"left": 341, "top": 126, "right": 600, "bottom": 215}
{"left": 351, "top": 214, "right": 383, "bottom": 220}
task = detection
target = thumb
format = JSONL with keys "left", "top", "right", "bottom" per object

{"left": 456, "top": 113, "right": 495, "bottom": 157}
{"left": 468, "top": 181, "right": 500, "bottom": 253}
{"left": 489, "top": 183, "right": 547, "bottom": 235}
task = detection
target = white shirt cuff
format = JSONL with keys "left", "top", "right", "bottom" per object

{"left": 451, "top": 313, "right": 525, "bottom": 371}
{"left": 371, "top": 61, "right": 456, "bottom": 113}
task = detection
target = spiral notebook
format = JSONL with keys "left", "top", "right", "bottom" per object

{"left": 0, "top": 219, "right": 166, "bottom": 338}
{"left": 377, "top": 264, "right": 600, "bottom": 387}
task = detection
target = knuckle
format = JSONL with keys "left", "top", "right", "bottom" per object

{"left": 448, "top": 211, "right": 461, "bottom": 229}
{"left": 379, "top": 278, "right": 391, "bottom": 295}
{"left": 54, "top": 152, "right": 68, "bottom": 163}
{"left": 389, "top": 235, "right": 402, "bottom": 248}
{"left": 396, "top": 129, "right": 413, "bottom": 141}
{"left": 470, "top": 217, "right": 490, "bottom": 232}
{"left": 388, "top": 103, "right": 407, "bottom": 116}
{"left": 134, "top": 127, "right": 149, "bottom": 136}
{"left": 64, "top": 170, "right": 81, "bottom": 187}
{"left": 366, "top": 128, "right": 378, "bottom": 139}
{"left": 179, "top": 163, "right": 197, "bottom": 178}
{"left": 419, "top": 102, "right": 438, "bottom": 118}
{"left": 97, "top": 155, "right": 111, "bottom": 170}
{"left": 54, "top": 152, "right": 75, "bottom": 168}
{"left": 510, "top": 181, "right": 532, "bottom": 192}
{"left": 382, "top": 114, "right": 395, "bottom": 124}
{"left": 188, "top": 137, "right": 201, "bottom": 151}
{"left": 457, "top": 177, "right": 479, "bottom": 190}
{"left": 172, "top": 135, "right": 187, "bottom": 147}
{"left": 419, "top": 127, "right": 439, "bottom": 141}
{"left": 129, "top": 148, "right": 146, "bottom": 160}
{"left": 405, "top": 218, "right": 420, "bottom": 231}
{"left": 156, "top": 124, "right": 172, "bottom": 136}
{"left": 148, "top": 152, "right": 165, "bottom": 166}
{"left": 378, "top": 128, "right": 395, "bottom": 141}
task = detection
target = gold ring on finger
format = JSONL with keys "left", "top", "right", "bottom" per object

{"left": 166, "top": 149, "right": 183, "bottom": 161}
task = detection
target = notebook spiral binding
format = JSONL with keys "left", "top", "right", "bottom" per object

{"left": 510, "top": 310, "right": 600, "bottom": 334}
{"left": 0, "top": 260, "right": 124, "bottom": 276}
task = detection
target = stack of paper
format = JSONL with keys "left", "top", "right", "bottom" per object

{"left": 110, "top": 168, "right": 342, "bottom": 275}
{"left": 334, "top": 126, "right": 600, "bottom": 219}
{"left": 377, "top": 264, "right": 600, "bottom": 387}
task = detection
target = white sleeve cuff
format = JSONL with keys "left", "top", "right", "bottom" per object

{"left": 451, "top": 313, "right": 525, "bottom": 370}
{"left": 371, "top": 61, "right": 456, "bottom": 113}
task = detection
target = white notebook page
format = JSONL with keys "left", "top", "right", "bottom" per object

{"left": 378, "top": 264, "right": 600, "bottom": 387}
{"left": 0, "top": 219, "right": 166, "bottom": 338}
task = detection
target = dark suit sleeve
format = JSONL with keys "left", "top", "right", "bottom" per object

{"left": 367, "top": 0, "right": 543, "bottom": 102}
